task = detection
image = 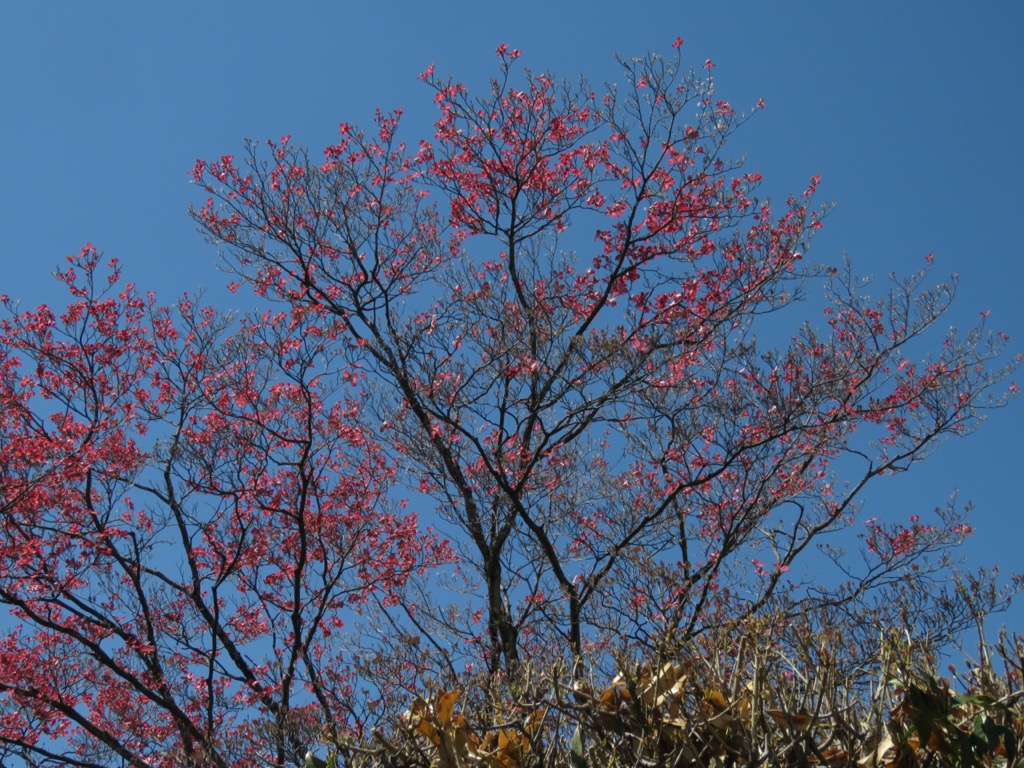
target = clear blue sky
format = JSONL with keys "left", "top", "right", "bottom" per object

{"left": 2, "top": 2, "right": 1021, "bottom": 631}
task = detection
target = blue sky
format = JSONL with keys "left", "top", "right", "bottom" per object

{"left": 2, "top": 2, "right": 1022, "bottom": 632}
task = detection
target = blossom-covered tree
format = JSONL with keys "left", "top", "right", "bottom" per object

{"left": 0, "top": 42, "right": 1016, "bottom": 766}
{"left": 0, "top": 252, "right": 453, "bottom": 765}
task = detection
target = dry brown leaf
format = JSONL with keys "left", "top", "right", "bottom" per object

{"left": 451, "top": 713, "right": 479, "bottom": 757}
{"left": 600, "top": 684, "right": 632, "bottom": 710}
{"left": 811, "top": 747, "right": 850, "bottom": 766}
{"left": 703, "top": 688, "right": 735, "bottom": 730}
{"left": 767, "top": 709, "right": 815, "bottom": 732}
{"left": 415, "top": 718, "right": 440, "bottom": 746}
{"left": 638, "top": 661, "right": 686, "bottom": 708}
{"left": 857, "top": 733, "right": 896, "bottom": 768}
{"left": 435, "top": 690, "right": 460, "bottom": 727}
{"left": 705, "top": 689, "right": 729, "bottom": 712}
{"left": 524, "top": 708, "right": 546, "bottom": 735}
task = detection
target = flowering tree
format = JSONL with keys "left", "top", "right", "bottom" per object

{"left": 0, "top": 252, "right": 453, "bottom": 765}
{"left": 0, "top": 42, "right": 1017, "bottom": 766}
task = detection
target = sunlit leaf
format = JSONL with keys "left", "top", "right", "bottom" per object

{"left": 435, "top": 689, "right": 461, "bottom": 727}
{"left": 569, "top": 726, "right": 587, "bottom": 768}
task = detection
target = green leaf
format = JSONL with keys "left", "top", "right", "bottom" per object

{"left": 972, "top": 713, "right": 1017, "bottom": 762}
{"left": 957, "top": 693, "right": 1002, "bottom": 710}
{"left": 569, "top": 726, "right": 587, "bottom": 768}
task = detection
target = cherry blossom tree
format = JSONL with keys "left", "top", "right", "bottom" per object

{"left": 0, "top": 41, "right": 1017, "bottom": 766}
